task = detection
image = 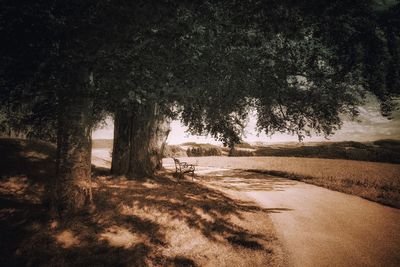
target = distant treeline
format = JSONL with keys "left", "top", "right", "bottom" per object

{"left": 166, "top": 140, "right": 400, "bottom": 164}
{"left": 254, "top": 140, "right": 400, "bottom": 164}
{"left": 186, "top": 147, "right": 222, "bottom": 157}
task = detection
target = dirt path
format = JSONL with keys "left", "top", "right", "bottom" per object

{"left": 187, "top": 167, "right": 400, "bottom": 267}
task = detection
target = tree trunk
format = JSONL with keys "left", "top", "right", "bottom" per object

{"left": 53, "top": 68, "right": 93, "bottom": 215}
{"left": 111, "top": 110, "right": 132, "bottom": 175}
{"left": 127, "top": 102, "right": 171, "bottom": 178}
{"left": 111, "top": 102, "right": 171, "bottom": 179}
{"left": 7, "top": 96, "right": 11, "bottom": 137}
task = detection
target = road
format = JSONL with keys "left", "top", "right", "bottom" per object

{"left": 186, "top": 166, "right": 400, "bottom": 267}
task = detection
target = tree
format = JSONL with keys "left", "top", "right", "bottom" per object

{"left": 179, "top": 0, "right": 400, "bottom": 144}
{"left": 125, "top": 102, "right": 171, "bottom": 178}
{"left": 111, "top": 102, "right": 171, "bottom": 178}
{"left": 297, "top": 0, "right": 400, "bottom": 115}
{"left": 1, "top": 0, "right": 399, "bottom": 214}
{"left": 54, "top": 66, "right": 94, "bottom": 213}
{"left": 0, "top": 0, "right": 145, "bottom": 213}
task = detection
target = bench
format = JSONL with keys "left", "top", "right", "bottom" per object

{"left": 173, "top": 157, "right": 195, "bottom": 181}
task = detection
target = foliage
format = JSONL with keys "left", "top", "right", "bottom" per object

{"left": 298, "top": 0, "right": 400, "bottom": 116}
{"left": 163, "top": 145, "right": 188, "bottom": 158}
{"left": 236, "top": 142, "right": 254, "bottom": 149}
{"left": 178, "top": 0, "right": 400, "bottom": 143}
{"left": 1, "top": 0, "right": 399, "bottom": 145}
{"left": 186, "top": 146, "right": 222, "bottom": 157}
{"left": 228, "top": 149, "right": 255, "bottom": 157}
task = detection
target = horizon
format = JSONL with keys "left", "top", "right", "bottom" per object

{"left": 91, "top": 136, "right": 400, "bottom": 144}
{"left": 93, "top": 94, "right": 400, "bottom": 145}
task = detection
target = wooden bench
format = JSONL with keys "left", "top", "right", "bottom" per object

{"left": 173, "top": 157, "right": 195, "bottom": 181}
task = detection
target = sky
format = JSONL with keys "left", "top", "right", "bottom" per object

{"left": 92, "top": 95, "right": 400, "bottom": 145}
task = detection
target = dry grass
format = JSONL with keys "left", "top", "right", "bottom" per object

{"left": 177, "top": 156, "right": 400, "bottom": 208}
{"left": 0, "top": 139, "right": 285, "bottom": 266}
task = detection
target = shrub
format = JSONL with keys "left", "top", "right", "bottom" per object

{"left": 229, "top": 149, "right": 255, "bottom": 157}
{"left": 187, "top": 147, "right": 222, "bottom": 157}
{"left": 235, "top": 142, "right": 254, "bottom": 149}
{"left": 163, "top": 145, "right": 187, "bottom": 157}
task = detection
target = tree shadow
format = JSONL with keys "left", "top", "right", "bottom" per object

{"left": 0, "top": 139, "right": 286, "bottom": 266}
{"left": 3, "top": 167, "right": 285, "bottom": 265}
{"left": 198, "top": 169, "right": 298, "bottom": 192}
{"left": 0, "top": 192, "right": 162, "bottom": 266}
{"left": 166, "top": 256, "right": 198, "bottom": 267}
{"left": 92, "top": 165, "right": 111, "bottom": 176}
{"left": 0, "top": 196, "right": 49, "bottom": 266}
{"left": 93, "top": 171, "right": 276, "bottom": 245}
{"left": 0, "top": 138, "right": 55, "bottom": 179}
{"left": 227, "top": 233, "right": 264, "bottom": 250}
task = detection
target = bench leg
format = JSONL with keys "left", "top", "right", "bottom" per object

{"left": 175, "top": 171, "right": 181, "bottom": 181}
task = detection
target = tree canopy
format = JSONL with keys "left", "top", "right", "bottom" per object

{"left": 1, "top": 0, "right": 398, "bottom": 144}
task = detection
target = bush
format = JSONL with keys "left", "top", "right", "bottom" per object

{"left": 235, "top": 142, "right": 254, "bottom": 149}
{"left": 187, "top": 147, "right": 222, "bottom": 157}
{"left": 163, "top": 145, "right": 187, "bottom": 157}
{"left": 229, "top": 149, "right": 255, "bottom": 157}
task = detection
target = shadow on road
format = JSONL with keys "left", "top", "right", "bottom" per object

{"left": 198, "top": 169, "right": 298, "bottom": 192}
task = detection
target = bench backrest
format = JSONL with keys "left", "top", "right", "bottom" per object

{"left": 173, "top": 158, "right": 181, "bottom": 172}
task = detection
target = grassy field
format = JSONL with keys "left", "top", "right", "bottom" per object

{"left": 92, "top": 138, "right": 113, "bottom": 149}
{"left": 253, "top": 140, "right": 400, "bottom": 164}
{"left": 0, "top": 138, "right": 285, "bottom": 266}
{"left": 178, "top": 156, "right": 400, "bottom": 208}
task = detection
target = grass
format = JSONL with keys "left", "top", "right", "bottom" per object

{"left": 92, "top": 139, "right": 113, "bottom": 149}
{"left": 179, "top": 156, "right": 400, "bottom": 208}
{"left": 253, "top": 140, "right": 400, "bottom": 164}
{"left": 0, "top": 138, "right": 285, "bottom": 266}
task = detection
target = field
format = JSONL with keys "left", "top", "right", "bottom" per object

{"left": 253, "top": 140, "right": 400, "bottom": 164}
{"left": 176, "top": 156, "right": 400, "bottom": 208}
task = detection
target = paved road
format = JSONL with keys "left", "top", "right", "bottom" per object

{"left": 193, "top": 168, "right": 400, "bottom": 267}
